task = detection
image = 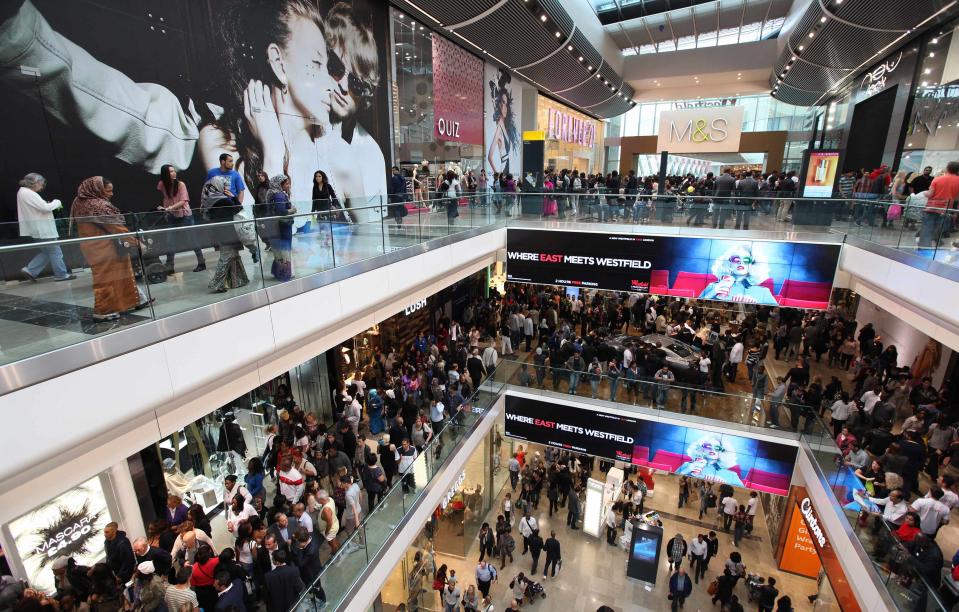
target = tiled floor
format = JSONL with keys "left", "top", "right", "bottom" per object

{"left": 377, "top": 454, "right": 834, "bottom": 612}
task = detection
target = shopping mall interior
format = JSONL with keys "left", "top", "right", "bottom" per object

{"left": 5, "top": 1, "right": 959, "bottom": 612}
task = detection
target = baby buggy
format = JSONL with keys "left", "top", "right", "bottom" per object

{"left": 744, "top": 573, "right": 765, "bottom": 603}
{"left": 524, "top": 578, "right": 546, "bottom": 600}
{"left": 511, "top": 573, "right": 547, "bottom": 604}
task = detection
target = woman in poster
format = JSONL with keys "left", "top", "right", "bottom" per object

{"left": 676, "top": 435, "right": 744, "bottom": 486}
{"left": 698, "top": 243, "right": 777, "bottom": 305}
{"left": 0, "top": 0, "right": 387, "bottom": 222}
{"left": 487, "top": 69, "right": 519, "bottom": 176}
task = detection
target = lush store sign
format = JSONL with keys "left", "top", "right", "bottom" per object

{"left": 656, "top": 107, "right": 744, "bottom": 153}
{"left": 546, "top": 108, "right": 596, "bottom": 148}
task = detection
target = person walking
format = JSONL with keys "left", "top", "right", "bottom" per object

{"left": 732, "top": 505, "right": 748, "bottom": 547}
{"left": 711, "top": 568, "right": 736, "bottom": 607}
{"left": 478, "top": 523, "right": 495, "bottom": 562}
{"left": 721, "top": 493, "right": 739, "bottom": 532}
{"left": 666, "top": 533, "right": 687, "bottom": 572}
{"left": 689, "top": 534, "right": 708, "bottom": 583}
{"left": 567, "top": 485, "right": 581, "bottom": 529}
{"left": 758, "top": 577, "right": 779, "bottom": 612}
{"left": 518, "top": 510, "right": 538, "bottom": 555}
{"left": 527, "top": 529, "right": 544, "bottom": 575}
{"left": 668, "top": 568, "right": 693, "bottom": 611}
{"left": 605, "top": 503, "right": 618, "bottom": 545}
{"left": 442, "top": 581, "right": 462, "bottom": 612}
{"left": 17, "top": 173, "right": 75, "bottom": 282}
{"left": 157, "top": 164, "right": 205, "bottom": 274}
{"left": 475, "top": 561, "right": 497, "bottom": 599}
{"left": 678, "top": 476, "right": 690, "bottom": 509}
{"left": 542, "top": 531, "right": 561, "bottom": 580}
{"left": 704, "top": 531, "right": 719, "bottom": 571}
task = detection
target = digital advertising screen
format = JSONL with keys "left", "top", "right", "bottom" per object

{"left": 802, "top": 150, "right": 841, "bottom": 198}
{"left": 504, "top": 395, "right": 797, "bottom": 495}
{"left": 506, "top": 229, "right": 841, "bottom": 309}
{"left": 627, "top": 523, "right": 664, "bottom": 584}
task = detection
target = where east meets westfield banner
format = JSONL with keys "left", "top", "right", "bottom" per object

{"left": 505, "top": 228, "right": 841, "bottom": 309}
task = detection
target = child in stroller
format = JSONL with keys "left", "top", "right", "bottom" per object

{"left": 509, "top": 572, "right": 546, "bottom": 605}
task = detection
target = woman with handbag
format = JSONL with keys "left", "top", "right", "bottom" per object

{"left": 71, "top": 176, "right": 151, "bottom": 321}
{"left": 201, "top": 176, "right": 249, "bottom": 293}
{"left": 267, "top": 174, "right": 296, "bottom": 281}
{"left": 156, "top": 164, "right": 205, "bottom": 274}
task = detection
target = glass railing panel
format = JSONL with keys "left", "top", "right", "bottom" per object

{"left": 0, "top": 233, "right": 156, "bottom": 366}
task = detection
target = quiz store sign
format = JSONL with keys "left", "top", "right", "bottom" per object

{"left": 9, "top": 477, "right": 112, "bottom": 594}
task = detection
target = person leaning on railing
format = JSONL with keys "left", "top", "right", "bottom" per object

{"left": 919, "top": 161, "right": 959, "bottom": 248}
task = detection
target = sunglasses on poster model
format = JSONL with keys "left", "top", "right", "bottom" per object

{"left": 728, "top": 256, "right": 754, "bottom": 265}
{"left": 326, "top": 46, "right": 376, "bottom": 99}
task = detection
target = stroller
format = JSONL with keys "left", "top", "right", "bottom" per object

{"left": 129, "top": 211, "right": 171, "bottom": 284}
{"left": 744, "top": 573, "right": 765, "bottom": 603}
{"left": 511, "top": 573, "right": 547, "bottom": 603}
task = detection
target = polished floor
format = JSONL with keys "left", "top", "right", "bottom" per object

{"left": 377, "top": 455, "right": 834, "bottom": 612}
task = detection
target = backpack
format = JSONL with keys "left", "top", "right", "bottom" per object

{"left": 573, "top": 177, "right": 582, "bottom": 190}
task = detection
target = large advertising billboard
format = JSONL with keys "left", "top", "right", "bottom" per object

{"left": 8, "top": 476, "right": 113, "bottom": 594}
{"left": 506, "top": 228, "right": 841, "bottom": 309}
{"left": 0, "top": 0, "right": 392, "bottom": 222}
{"left": 504, "top": 395, "right": 796, "bottom": 495}
{"left": 432, "top": 34, "right": 483, "bottom": 145}
{"left": 484, "top": 63, "right": 523, "bottom": 176}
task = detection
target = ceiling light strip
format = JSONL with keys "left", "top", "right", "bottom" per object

{"left": 445, "top": 0, "right": 510, "bottom": 30}
{"left": 514, "top": 26, "right": 579, "bottom": 70}
{"left": 554, "top": 59, "right": 608, "bottom": 93}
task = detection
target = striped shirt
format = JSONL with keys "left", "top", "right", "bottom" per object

{"left": 838, "top": 175, "right": 856, "bottom": 198}
{"left": 164, "top": 585, "right": 198, "bottom": 612}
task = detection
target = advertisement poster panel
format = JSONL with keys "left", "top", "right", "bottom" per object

{"left": 432, "top": 35, "right": 483, "bottom": 145}
{"left": 484, "top": 63, "right": 523, "bottom": 177}
{"left": 8, "top": 477, "right": 113, "bottom": 594}
{"left": 778, "top": 503, "right": 823, "bottom": 578}
{"left": 626, "top": 523, "right": 664, "bottom": 584}
{"left": 504, "top": 395, "right": 796, "bottom": 495}
{"left": 802, "top": 150, "right": 841, "bottom": 198}
{"left": 506, "top": 228, "right": 841, "bottom": 309}
{"left": 0, "top": 0, "right": 392, "bottom": 221}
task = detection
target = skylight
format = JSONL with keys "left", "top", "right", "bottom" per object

{"left": 625, "top": 17, "right": 785, "bottom": 56}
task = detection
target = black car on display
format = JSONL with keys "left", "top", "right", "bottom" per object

{"left": 606, "top": 333, "right": 703, "bottom": 383}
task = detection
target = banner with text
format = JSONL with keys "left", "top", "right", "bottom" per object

{"left": 506, "top": 228, "right": 841, "bottom": 309}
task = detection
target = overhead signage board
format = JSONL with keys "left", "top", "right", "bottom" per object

{"left": 656, "top": 107, "right": 744, "bottom": 153}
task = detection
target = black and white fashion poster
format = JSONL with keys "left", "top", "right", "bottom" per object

{"left": 484, "top": 62, "right": 522, "bottom": 178}
{"left": 0, "top": 0, "right": 392, "bottom": 223}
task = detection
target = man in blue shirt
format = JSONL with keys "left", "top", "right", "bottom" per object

{"left": 206, "top": 153, "right": 259, "bottom": 262}
{"left": 206, "top": 153, "right": 246, "bottom": 202}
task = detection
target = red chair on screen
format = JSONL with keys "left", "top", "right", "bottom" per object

{"left": 650, "top": 270, "right": 669, "bottom": 296}
{"left": 743, "top": 468, "right": 790, "bottom": 495}
{"left": 648, "top": 450, "right": 689, "bottom": 471}
{"left": 632, "top": 446, "right": 650, "bottom": 466}
{"left": 668, "top": 272, "right": 716, "bottom": 298}
{"left": 776, "top": 279, "right": 831, "bottom": 309}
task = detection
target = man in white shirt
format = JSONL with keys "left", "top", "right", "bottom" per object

{"left": 688, "top": 534, "right": 708, "bottom": 583}
{"left": 910, "top": 487, "right": 951, "bottom": 536}
{"left": 932, "top": 475, "right": 959, "bottom": 510}
{"left": 623, "top": 346, "right": 633, "bottom": 369}
{"left": 860, "top": 387, "right": 882, "bottom": 415}
{"left": 727, "top": 341, "right": 744, "bottom": 382}
{"left": 519, "top": 510, "right": 539, "bottom": 554}
{"left": 604, "top": 506, "right": 618, "bottom": 545}
{"left": 745, "top": 492, "right": 759, "bottom": 532}
{"left": 278, "top": 458, "right": 305, "bottom": 503}
{"left": 868, "top": 489, "right": 909, "bottom": 526}
{"left": 721, "top": 495, "right": 739, "bottom": 532}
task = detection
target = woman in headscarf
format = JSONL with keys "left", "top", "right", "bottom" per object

{"left": 267, "top": 174, "right": 296, "bottom": 281}
{"left": 70, "top": 176, "right": 145, "bottom": 320}
{"left": 201, "top": 176, "right": 249, "bottom": 293}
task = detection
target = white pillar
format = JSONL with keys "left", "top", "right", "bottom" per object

{"left": 105, "top": 461, "right": 146, "bottom": 540}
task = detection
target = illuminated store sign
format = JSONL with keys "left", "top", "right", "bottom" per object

{"left": 860, "top": 51, "right": 903, "bottom": 97}
{"left": 657, "top": 107, "right": 744, "bottom": 153}
{"left": 546, "top": 108, "right": 595, "bottom": 148}
{"left": 673, "top": 98, "right": 738, "bottom": 109}
{"left": 9, "top": 476, "right": 113, "bottom": 595}
{"left": 799, "top": 497, "right": 827, "bottom": 548}
{"left": 404, "top": 299, "right": 428, "bottom": 316}
{"left": 441, "top": 471, "right": 467, "bottom": 509}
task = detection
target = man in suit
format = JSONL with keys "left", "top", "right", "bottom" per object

{"left": 267, "top": 513, "right": 294, "bottom": 550}
{"left": 734, "top": 171, "right": 760, "bottom": 230}
{"left": 713, "top": 171, "right": 736, "bottom": 229}
{"left": 213, "top": 571, "right": 246, "bottom": 612}
{"left": 290, "top": 528, "right": 326, "bottom": 606}
{"left": 263, "top": 550, "right": 304, "bottom": 612}
{"left": 132, "top": 537, "right": 173, "bottom": 578}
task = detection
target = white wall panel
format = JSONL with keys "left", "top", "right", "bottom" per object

{"left": 269, "top": 282, "right": 341, "bottom": 347}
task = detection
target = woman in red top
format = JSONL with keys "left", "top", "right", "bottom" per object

{"left": 189, "top": 544, "right": 220, "bottom": 611}
{"left": 895, "top": 512, "right": 921, "bottom": 543}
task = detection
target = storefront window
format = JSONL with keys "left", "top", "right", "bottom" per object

{"left": 904, "top": 21, "right": 959, "bottom": 173}
{"left": 391, "top": 9, "right": 485, "bottom": 181}
{"left": 536, "top": 97, "right": 605, "bottom": 174}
